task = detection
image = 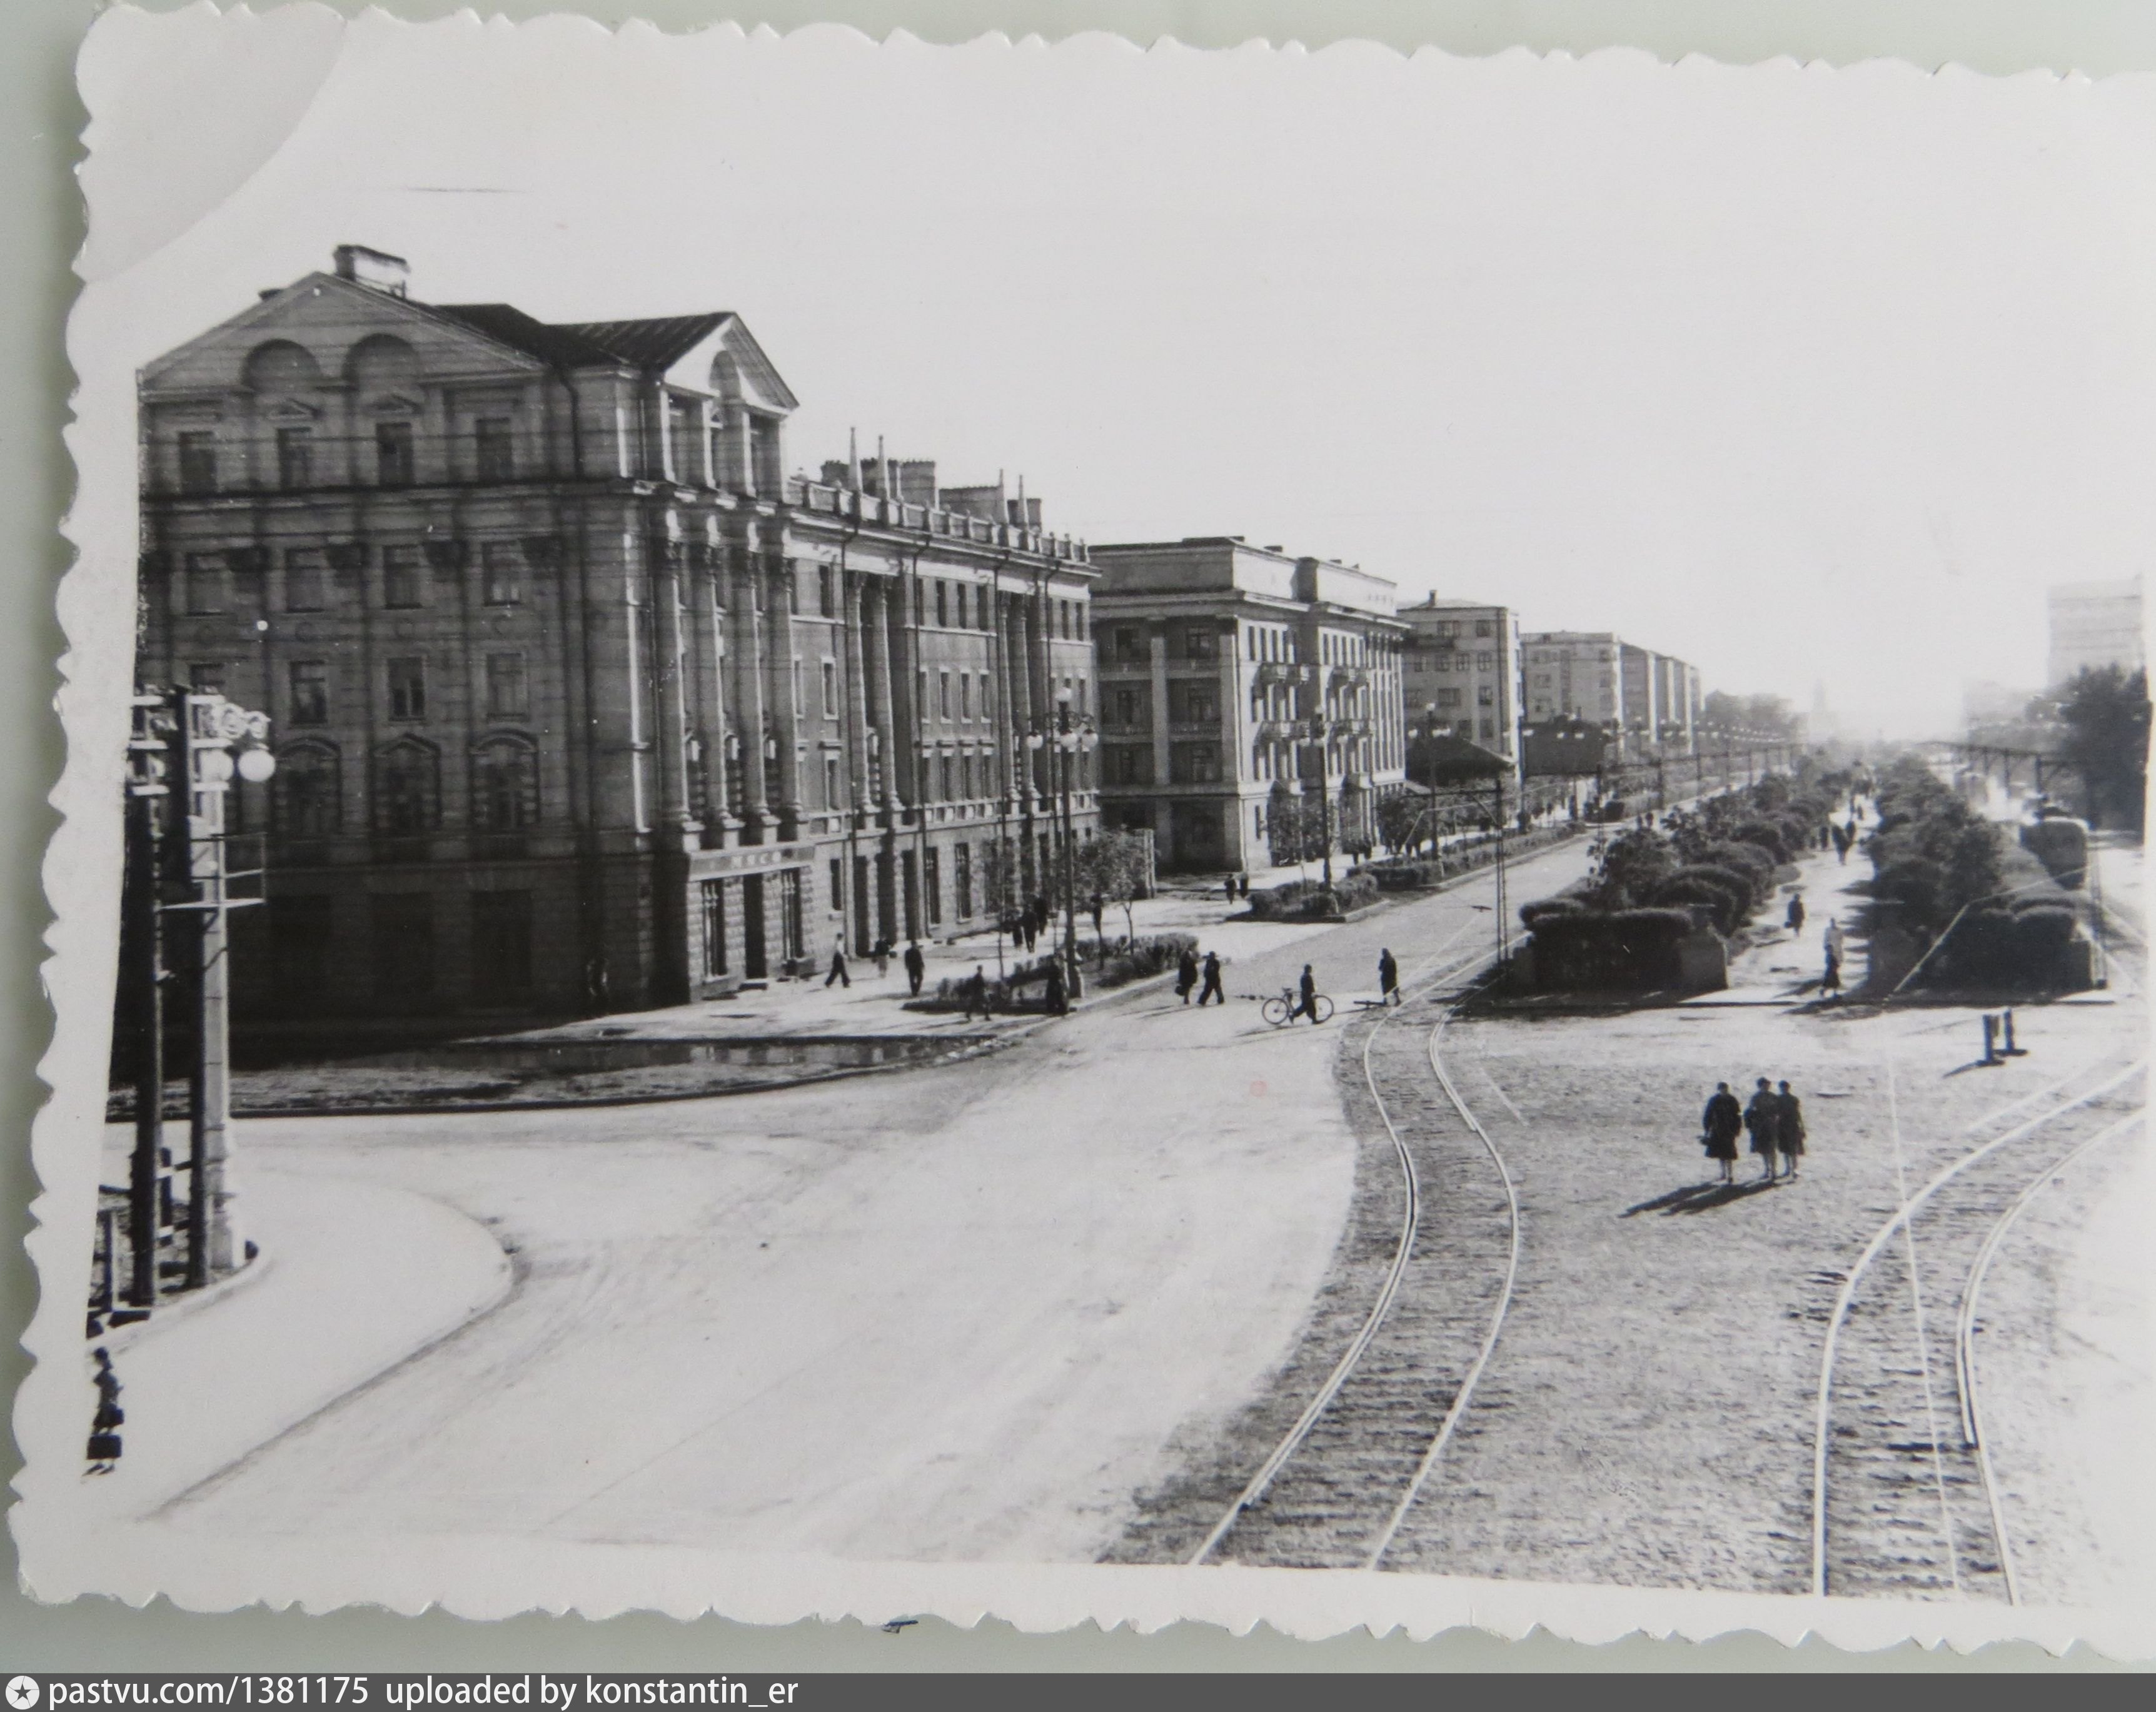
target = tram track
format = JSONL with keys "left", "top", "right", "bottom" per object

{"left": 1808, "top": 1050, "right": 2147, "bottom": 1601}
{"left": 1191, "top": 932, "right": 1521, "bottom": 1569}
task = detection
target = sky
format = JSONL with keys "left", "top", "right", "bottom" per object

{"left": 74, "top": 15, "right": 2156, "bottom": 737}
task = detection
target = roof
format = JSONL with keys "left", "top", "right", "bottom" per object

{"left": 1406, "top": 732, "right": 1511, "bottom": 785}
{"left": 561, "top": 314, "right": 733, "bottom": 369}
{"left": 433, "top": 307, "right": 739, "bottom": 373}
{"left": 431, "top": 303, "right": 618, "bottom": 367}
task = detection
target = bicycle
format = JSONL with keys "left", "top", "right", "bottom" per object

{"left": 1262, "top": 987, "right": 1334, "bottom": 1027}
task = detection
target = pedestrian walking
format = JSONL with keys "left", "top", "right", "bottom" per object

{"left": 962, "top": 964, "right": 989, "bottom": 1021}
{"left": 1701, "top": 1082, "right": 1743, "bottom": 1184}
{"left": 1294, "top": 963, "right": 1322, "bottom": 1024}
{"left": 825, "top": 930, "right": 851, "bottom": 988}
{"left": 903, "top": 940, "right": 926, "bottom": 997}
{"left": 1786, "top": 892, "right": 1806, "bottom": 936}
{"left": 1378, "top": 948, "right": 1400, "bottom": 1006}
{"left": 1743, "top": 1077, "right": 1779, "bottom": 1182}
{"left": 1831, "top": 823, "right": 1850, "bottom": 864}
{"left": 1776, "top": 1080, "right": 1806, "bottom": 1180}
{"left": 1175, "top": 947, "right": 1199, "bottom": 1004}
{"left": 1238, "top": 874, "right": 1252, "bottom": 900}
{"left": 1089, "top": 892, "right": 1105, "bottom": 940}
{"left": 1044, "top": 959, "right": 1069, "bottom": 1016}
{"left": 1821, "top": 945, "right": 1841, "bottom": 997}
{"left": 86, "top": 1347, "right": 122, "bottom": 1474}
{"left": 1197, "top": 950, "right": 1225, "bottom": 1007}
{"left": 1825, "top": 915, "right": 1847, "bottom": 965}
{"left": 872, "top": 936, "right": 891, "bottom": 979}
{"left": 1021, "top": 914, "right": 1037, "bottom": 954}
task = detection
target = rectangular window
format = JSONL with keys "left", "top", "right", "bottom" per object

{"left": 1480, "top": 717, "right": 1496, "bottom": 740}
{"left": 1478, "top": 684, "right": 1495, "bottom": 707}
{"left": 285, "top": 547, "right": 325, "bottom": 612}
{"left": 371, "top": 894, "right": 435, "bottom": 1002}
{"left": 1112, "top": 625, "right": 1142, "bottom": 665}
{"left": 1182, "top": 626, "right": 1217, "bottom": 662}
{"left": 1167, "top": 682, "right": 1220, "bottom": 725}
{"left": 822, "top": 659, "right": 839, "bottom": 717}
{"left": 924, "top": 848, "right": 942, "bottom": 926}
{"left": 288, "top": 661, "right": 328, "bottom": 727}
{"left": 176, "top": 431, "right": 218, "bottom": 495}
{"left": 934, "top": 582, "right": 948, "bottom": 628}
{"left": 829, "top": 859, "right": 844, "bottom": 920}
{"left": 819, "top": 565, "right": 835, "bottom": 618}
{"left": 486, "top": 652, "right": 527, "bottom": 720}
{"left": 824, "top": 753, "right": 841, "bottom": 810}
{"left": 276, "top": 426, "right": 313, "bottom": 490}
{"left": 940, "top": 753, "right": 955, "bottom": 801}
{"left": 188, "top": 662, "right": 226, "bottom": 696}
{"left": 481, "top": 540, "right": 522, "bottom": 605}
{"left": 387, "top": 657, "right": 426, "bottom": 722}
{"left": 1436, "top": 687, "right": 1463, "bottom": 710}
{"left": 471, "top": 891, "right": 535, "bottom": 1003}
{"left": 665, "top": 396, "right": 693, "bottom": 482}
{"left": 383, "top": 545, "right": 423, "bottom": 609}
{"left": 700, "top": 879, "right": 729, "bottom": 979}
{"left": 1170, "top": 742, "right": 1221, "bottom": 784}
{"left": 375, "top": 418, "right": 415, "bottom": 487}
{"left": 183, "top": 551, "right": 224, "bottom": 615}
{"left": 954, "top": 843, "right": 973, "bottom": 918}
{"left": 959, "top": 673, "right": 972, "bottom": 720}
{"left": 961, "top": 752, "right": 974, "bottom": 798}
{"left": 938, "top": 670, "right": 951, "bottom": 719}
{"left": 474, "top": 417, "right": 515, "bottom": 482}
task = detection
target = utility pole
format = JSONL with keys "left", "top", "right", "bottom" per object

{"left": 121, "top": 692, "right": 171, "bottom": 1314}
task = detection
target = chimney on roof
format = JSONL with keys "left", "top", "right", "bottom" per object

{"left": 333, "top": 244, "right": 410, "bottom": 298}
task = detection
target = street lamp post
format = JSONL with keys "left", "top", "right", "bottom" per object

{"left": 124, "top": 686, "right": 275, "bottom": 1304}
{"left": 1049, "top": 687, "right": 1096, "bottom": 997}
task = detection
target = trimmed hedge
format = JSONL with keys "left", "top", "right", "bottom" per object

{"left": 1527, "top": 907, "right": 1701, "bottom": 990}
{"left": 1937, "top": 905, "right": 2080, "bottom": 986}
{"left": 914, "top": 932, "right": 1199, "bottom": 1013}
{"left": 1647, "top": 862, "right": 1755, "bottom": 934}
{"left": 1248, "top": 872, "right": 1380, "bottom": 920}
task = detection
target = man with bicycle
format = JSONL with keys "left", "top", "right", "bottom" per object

{"left": 1294, "top": 963, "right": 1323, "bottom": 1024}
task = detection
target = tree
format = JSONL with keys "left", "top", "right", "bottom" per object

{"left": 2057, "top": 665, "right": 2150, "bottom": 830}
{"left": 1266, "top": 782, "right": 1306, "bottom": 866}
{"left": 1075, "top": 829, "right": 1156, "bottom": 950}
{"left": 1376, "top": 790, "right": 1425, "bottom": 856}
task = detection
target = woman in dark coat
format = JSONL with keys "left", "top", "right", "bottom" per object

{"left": 1175, "top": 947, "right": 1199, "bottom": 1004}
{"left": 1776, "top": 1080, "right": 1806, "bottom": 1180}
{"left": 1743, "top": 1077, "right": 1780, "bottom": 1182}
{"left": 1701, "top": 1082, "right": 1743, "bottom": 1184}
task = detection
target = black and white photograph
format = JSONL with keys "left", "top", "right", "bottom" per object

{"left": 18, "top": 8, "right": 2156, "bottom": 1650}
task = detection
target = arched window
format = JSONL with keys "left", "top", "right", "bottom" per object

{"left": 470, "top": 735, "right": 539, "bottom": 831}
{"left": 274, "top": 740, "right": 342, "bottom": 838}
{"left": 373, "top": 736, "right": 441, "bottom": 833}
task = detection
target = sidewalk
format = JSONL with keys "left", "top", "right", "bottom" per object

{"left": 503, "top": 885, "right": 1343, "bottom": 1044}
{"left": 72, "top": 1152, "right": 510, "bottom": 1522}
{"left": 1691, "top": 813, "right": 1875, "bottom": 1008}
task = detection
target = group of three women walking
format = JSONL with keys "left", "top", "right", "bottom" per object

{"left": 1700, "top": 1077, "right": 1806, "bottom": 1184}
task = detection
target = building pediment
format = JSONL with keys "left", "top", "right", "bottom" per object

{"left": 141, "top": 271, "right": 550, "bottom": 397}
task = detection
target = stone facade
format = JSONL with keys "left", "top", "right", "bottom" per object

{"left": 136, "top": 246, "right": 1097, "bottom": 1025}
{"left": 1089, "top": 539, "right": 1406, "bottom": 874}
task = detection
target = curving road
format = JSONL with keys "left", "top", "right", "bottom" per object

{"left": 149, "top": 839, "right": 1599, "bottom": 1562}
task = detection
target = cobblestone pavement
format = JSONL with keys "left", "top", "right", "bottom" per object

{"left": 1117, "top": 837, "right": 2152, "bottom": 1601}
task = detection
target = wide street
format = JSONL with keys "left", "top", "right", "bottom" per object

{"left": 118, "top": 835, "right": 1596, "bottom": 1564}
{"left": 93, "top": 826, "right": 2150, "bottom": 1609}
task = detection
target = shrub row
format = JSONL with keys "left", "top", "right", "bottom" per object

{"left": 1247, "top": 872, "right": 1380, "bottom": 920}
{"left": 1526, "top": 907, "right": 1701, "bottom": 990}
{"left": 913, "top": 932, "right": 1200, "bottom": 1013}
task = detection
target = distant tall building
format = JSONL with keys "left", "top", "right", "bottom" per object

{"left": 1089, "top": 538, "right": 1406, "bottom": 873}
{"left": 1398, "top": 597, "right": 1521, "bottom": 767}
{"left": 2047, "top": 578, "right": 2144, "bottom": 687}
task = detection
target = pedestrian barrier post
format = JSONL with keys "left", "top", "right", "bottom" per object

{"left": 1980, "top": 1012, "right": 2001, "bottom": 1067}
{"left": 2002, "top": 1007, "right": 2028, "bottom": 1057}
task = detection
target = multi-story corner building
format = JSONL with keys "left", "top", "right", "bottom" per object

{"left": 2047, "top": 578, "right": 2145, "bottom": 687}
{"left": 1089, "top": 538, "right": 1406, "bottom": 874}
{"left": 1397, "top": 597, "right": 1522, "bottom": 767}
{"left": 1523, "top": 631, "right": 1627, "bottom": 729}
{"left": 134, "top": 244, "right": 1097, "bottom": 1025}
